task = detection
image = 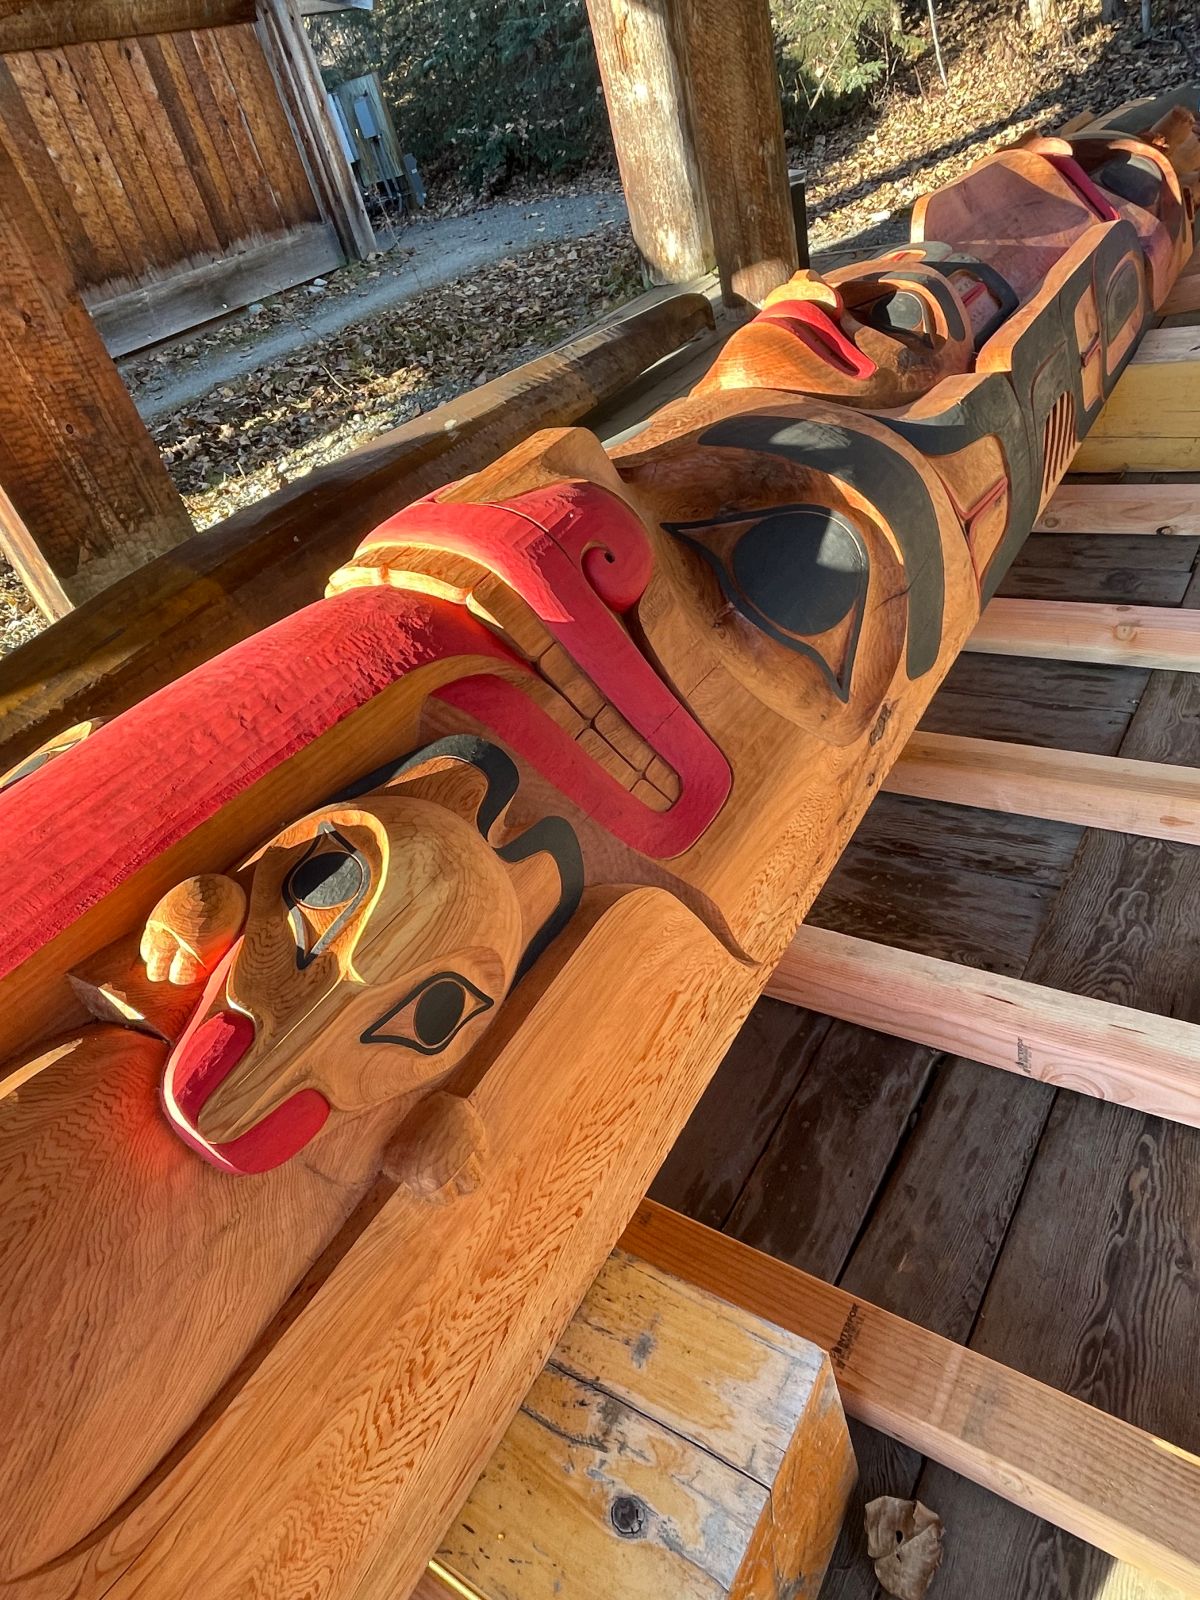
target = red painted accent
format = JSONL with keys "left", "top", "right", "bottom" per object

{"left": 161, "top": 950, "right": 330, "bottom": 1175}
{"left": 0, "top": 508, "right": 730, "bottom": 986}
{"left": 1041, "top": 153, "right": 1120, "bottom": 223}
{"left": 378, "top": 482, "right": 732, "bottom": 845}
{"left": 754, "top": 300, "right": 878, "bottom": 379}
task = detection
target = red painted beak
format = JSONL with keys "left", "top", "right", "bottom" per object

{"left": 162, "top": 946, "right": 329, "bottom": 1176}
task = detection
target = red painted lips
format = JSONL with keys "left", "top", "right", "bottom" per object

{"left": 162, "top": 947, "right": 329, "bottom": 1176}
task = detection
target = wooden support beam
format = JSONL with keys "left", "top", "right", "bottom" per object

{"left": 768, "top": 925, "right": 1200, "bottom": 1128}
{"left": 585, "top": 0, "right": 714, "bottom": 284}
{"left": 0, "top": 1, "right": 255, "bottom": 52}
{"left": 660, "top": 0, "right": 796, "bottom": 306}
{"left": 888, "top": 732, "right": 1200, "bottom": 845}
{"left": 257, "top": 0, "right": 375, "bottom": 263}
{"left": 0, "top": 292, "right": 713, "bottom": 775}
{"left": 1034, "top": 481, "right": 1200, "bottom": 535}
{"left": 1073, "top": 326, "right": 1200, "bottom": 472}
{"left": 423, "top": 1249, "right": 855, "bottom": 1600}
{"left": 967, "top": 597, "right": 1200, "bottom": 670}
{"left": 622, "top": 1202, "right": 1200, "bottom": 1594}
{"left": 0, "top": 124, "right": 193, "bottom": 618}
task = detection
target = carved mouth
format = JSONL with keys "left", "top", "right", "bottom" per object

{"left": 162, "top": 948, "right": 329, "bottom": 1176}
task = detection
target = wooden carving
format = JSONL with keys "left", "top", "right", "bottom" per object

{"left": 0, "top": 93, "right": 1195, "bottom": 1599}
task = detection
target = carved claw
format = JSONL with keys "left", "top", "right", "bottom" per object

{"left": 140, "top": 874, "right": 247, "bottom": 986}
{"left": 381, "top": 1092, "right": 488, "bottom": 1204}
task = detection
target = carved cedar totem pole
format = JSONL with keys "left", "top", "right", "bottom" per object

{"left": 0, "top": 91, "right": 1197, "bottom": 1599}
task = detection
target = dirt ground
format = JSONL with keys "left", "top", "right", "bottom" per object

{"left": 2, "top": 0, "right": 1197, "bottom": 656}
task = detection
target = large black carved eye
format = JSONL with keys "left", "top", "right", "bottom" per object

{"left": 664, "top": 503, "right": 868, "bottom": 700}
{"left": 361, "top": 972, "right": 493, "bottom": 1055}
{"left": 283, "top": 825, "right": 372, "bottom": 969}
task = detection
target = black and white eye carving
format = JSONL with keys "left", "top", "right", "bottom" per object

{"left": 283, "top": 824, "right": 372, "bottom": 969}
{"left": 360, "top": 972, "right": 494, "bottom": 1055}
{"left": 664, "top": 502, "right": 869, "bottom": 699}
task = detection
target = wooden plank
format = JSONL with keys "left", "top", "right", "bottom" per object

{"left": 888, "top": 731, "right": 1200, "bottom": 846}
{"left": 584, "top": 0, "right": 713, "bottom": 284}
{"left": 1073, "top": 327, "right": 1200, "bottom": 472}
{"left": 90, "top": 219, "right": 340, "bottom": 355}
{"left": 920, "top": 652, "right": 1148, "bottom": 755}
{"left": 0, "top": 54, "right": 93, "bottom": 269}
{"left": 256, "top": 0, "right": 374, "bottom": 261}
{"left": 7, "top": 47, "right": 131, "bottom": 284}
{"left": 0, "top": 128, "right": 192, "bottom": 615}
{"left": 0, "top": 293, "right": 713, "bottom": 769}
{"left": 1034, "top": 481, "right": 1200, "bottom": 535}
{"left": 623, "top": 1204, "right": 1200, "bottom": 1594}
{"left": 429, "top": 1250, "right": 855, "bottom": 1600}
{"left": 71, "top": 39, "right": 185, "bottom": 268}
{"left": 968, "top": 598, "right": 1200, "bottom": 670}
{"left": 141, "top": 30, "right": 246, "bottom": 245}
{"left": 663, "top": 0, "right": 797, "bottom": 305}
{"left": 98, "top": 35, "right": 221, "bottom": 261}
{"left": 215, "top": 22, "right": 320, "bottom": 229}
{"left": 649, "top": 1000, "right": 834, "bottom": 1229}
{"left": 768, "top": 925, "right": 1200, "bottom": 1128}
{"left": 178, "top": 25, "right": 280, "bottom": 235}
{"left": 0, "top": 2, "right": 255, "bottom": 53}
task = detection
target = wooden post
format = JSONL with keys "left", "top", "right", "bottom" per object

{"left": 673, "top": 0, "right": 797, "bottom": 306}
{"left": 257, "top": 0, "right": 375, "bottom": 263}
{"left": 586, "top": 0, "right": 797, "bottom": 306}
{"left": 0, "top": 135, "right": 192, "bottom": 618}
{"left": 584, "top": 0, "right": 714, "bottom": 284}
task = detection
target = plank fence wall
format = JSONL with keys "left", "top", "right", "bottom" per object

{"left": 0, "top": 6, "right": 365, "bottom": 354}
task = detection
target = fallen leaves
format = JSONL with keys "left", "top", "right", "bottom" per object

{"left": 865, "top": 1496, "right": 946, "bottom": 1599}
{"left": 144, "top": 221, "right": 642, "bottom": 530}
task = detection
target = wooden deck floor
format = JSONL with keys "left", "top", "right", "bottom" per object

{"left": 651, "top": 524, "right": 1200, "bottom": 1599}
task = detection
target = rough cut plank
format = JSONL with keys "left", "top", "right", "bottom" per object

{"left": 0, "top": 2, "right": 255, "bottom": 52}
{"left": 919, "top": 652, "right": 1147, "bottom": 755}
{"left": 584, "top": 0, "right": 713, "bottom": 283}
{"left": 1034, "top": 481, "right": 1200, "bottom": 535}
{"left": 969, "top": 598, "right": 1200, "bottom": 670}
{"left": 848, "top": 792, "right": 1083, "bottom": 885}
{"left": 888, "top": 732, "right": 1200, "bottom": 846}
{"left": 649, "top": 1000, "right": 834, "bottom": 1229}
{"left": 622, "top": 1203, "right": 1200, "bottom": 1594}
{"left": 768, "top": 925, "right": 1200, "bottom": 1128}
{"left": 0, "top": 293, "right": 712, "bottom": 771}
{"left": 429, "top": 1250, "right": 855, "bottom": 1600}
{"left": 723, "top": 1023, "right": 938, "bottom": 1280}
{"left": 0, "top": 127, "right": 192, "bottom": 616}
{"left": 808, "top": 835, "right": 1058, "bottom": 976}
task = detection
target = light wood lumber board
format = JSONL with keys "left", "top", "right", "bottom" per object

{"left": 1073, "top": 326, "right": 1200, "bottom": 472}
{"left": 0, "top": 1, "right": 255, "bottom": 52}
{"left": 622, "top": 1201, "right": 1200, "bottom": 1594}
{"left": 427, "top": 1249, "right": 854, "bottom": 1600}
{"left": 888, "top": 731, "right": 1200, "bottom": 845}
{"left": 968, "top": 597, "right": 1200, "bottom": 669}
{"left": 767, "top": 924, "right": 1200, "bottom": 1128}
{"left": 1034, "top": 481, "right": 1200, "bottom": 535}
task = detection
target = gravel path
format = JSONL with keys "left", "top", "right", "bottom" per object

{"left": 126, "top": 191, "right": 628, "bottom": 425}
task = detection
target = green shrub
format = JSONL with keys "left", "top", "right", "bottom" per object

{"left": 774, "top": 0, "right": 922, "bottom": 138}
{"left": 310, "top": 0, "right": 610, "bottom": 190}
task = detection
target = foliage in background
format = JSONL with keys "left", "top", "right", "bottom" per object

{"left": 774, "top": 0, "right": 923, "bottom": 137}
{"left": 309, "top": 0, "right": 610, "bottom": 191}
{"left": 309, "top": 0, "right": 926, "bottom": 191}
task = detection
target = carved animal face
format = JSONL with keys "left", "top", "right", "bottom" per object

{"left": 163, "top": 760, "right": 578, "bottom": 1175}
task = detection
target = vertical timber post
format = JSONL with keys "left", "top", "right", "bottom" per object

{"left": 0, "top": 135, "right": 193, "bottom": 619}
{"left": 587, "top": 0, "right": 797, "bottom": 307}
{"left": 585, "top": 0, "right": 714, "bottom": 284}
{"left": 674, "top": 0, "right": 798, "bottom": 306}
